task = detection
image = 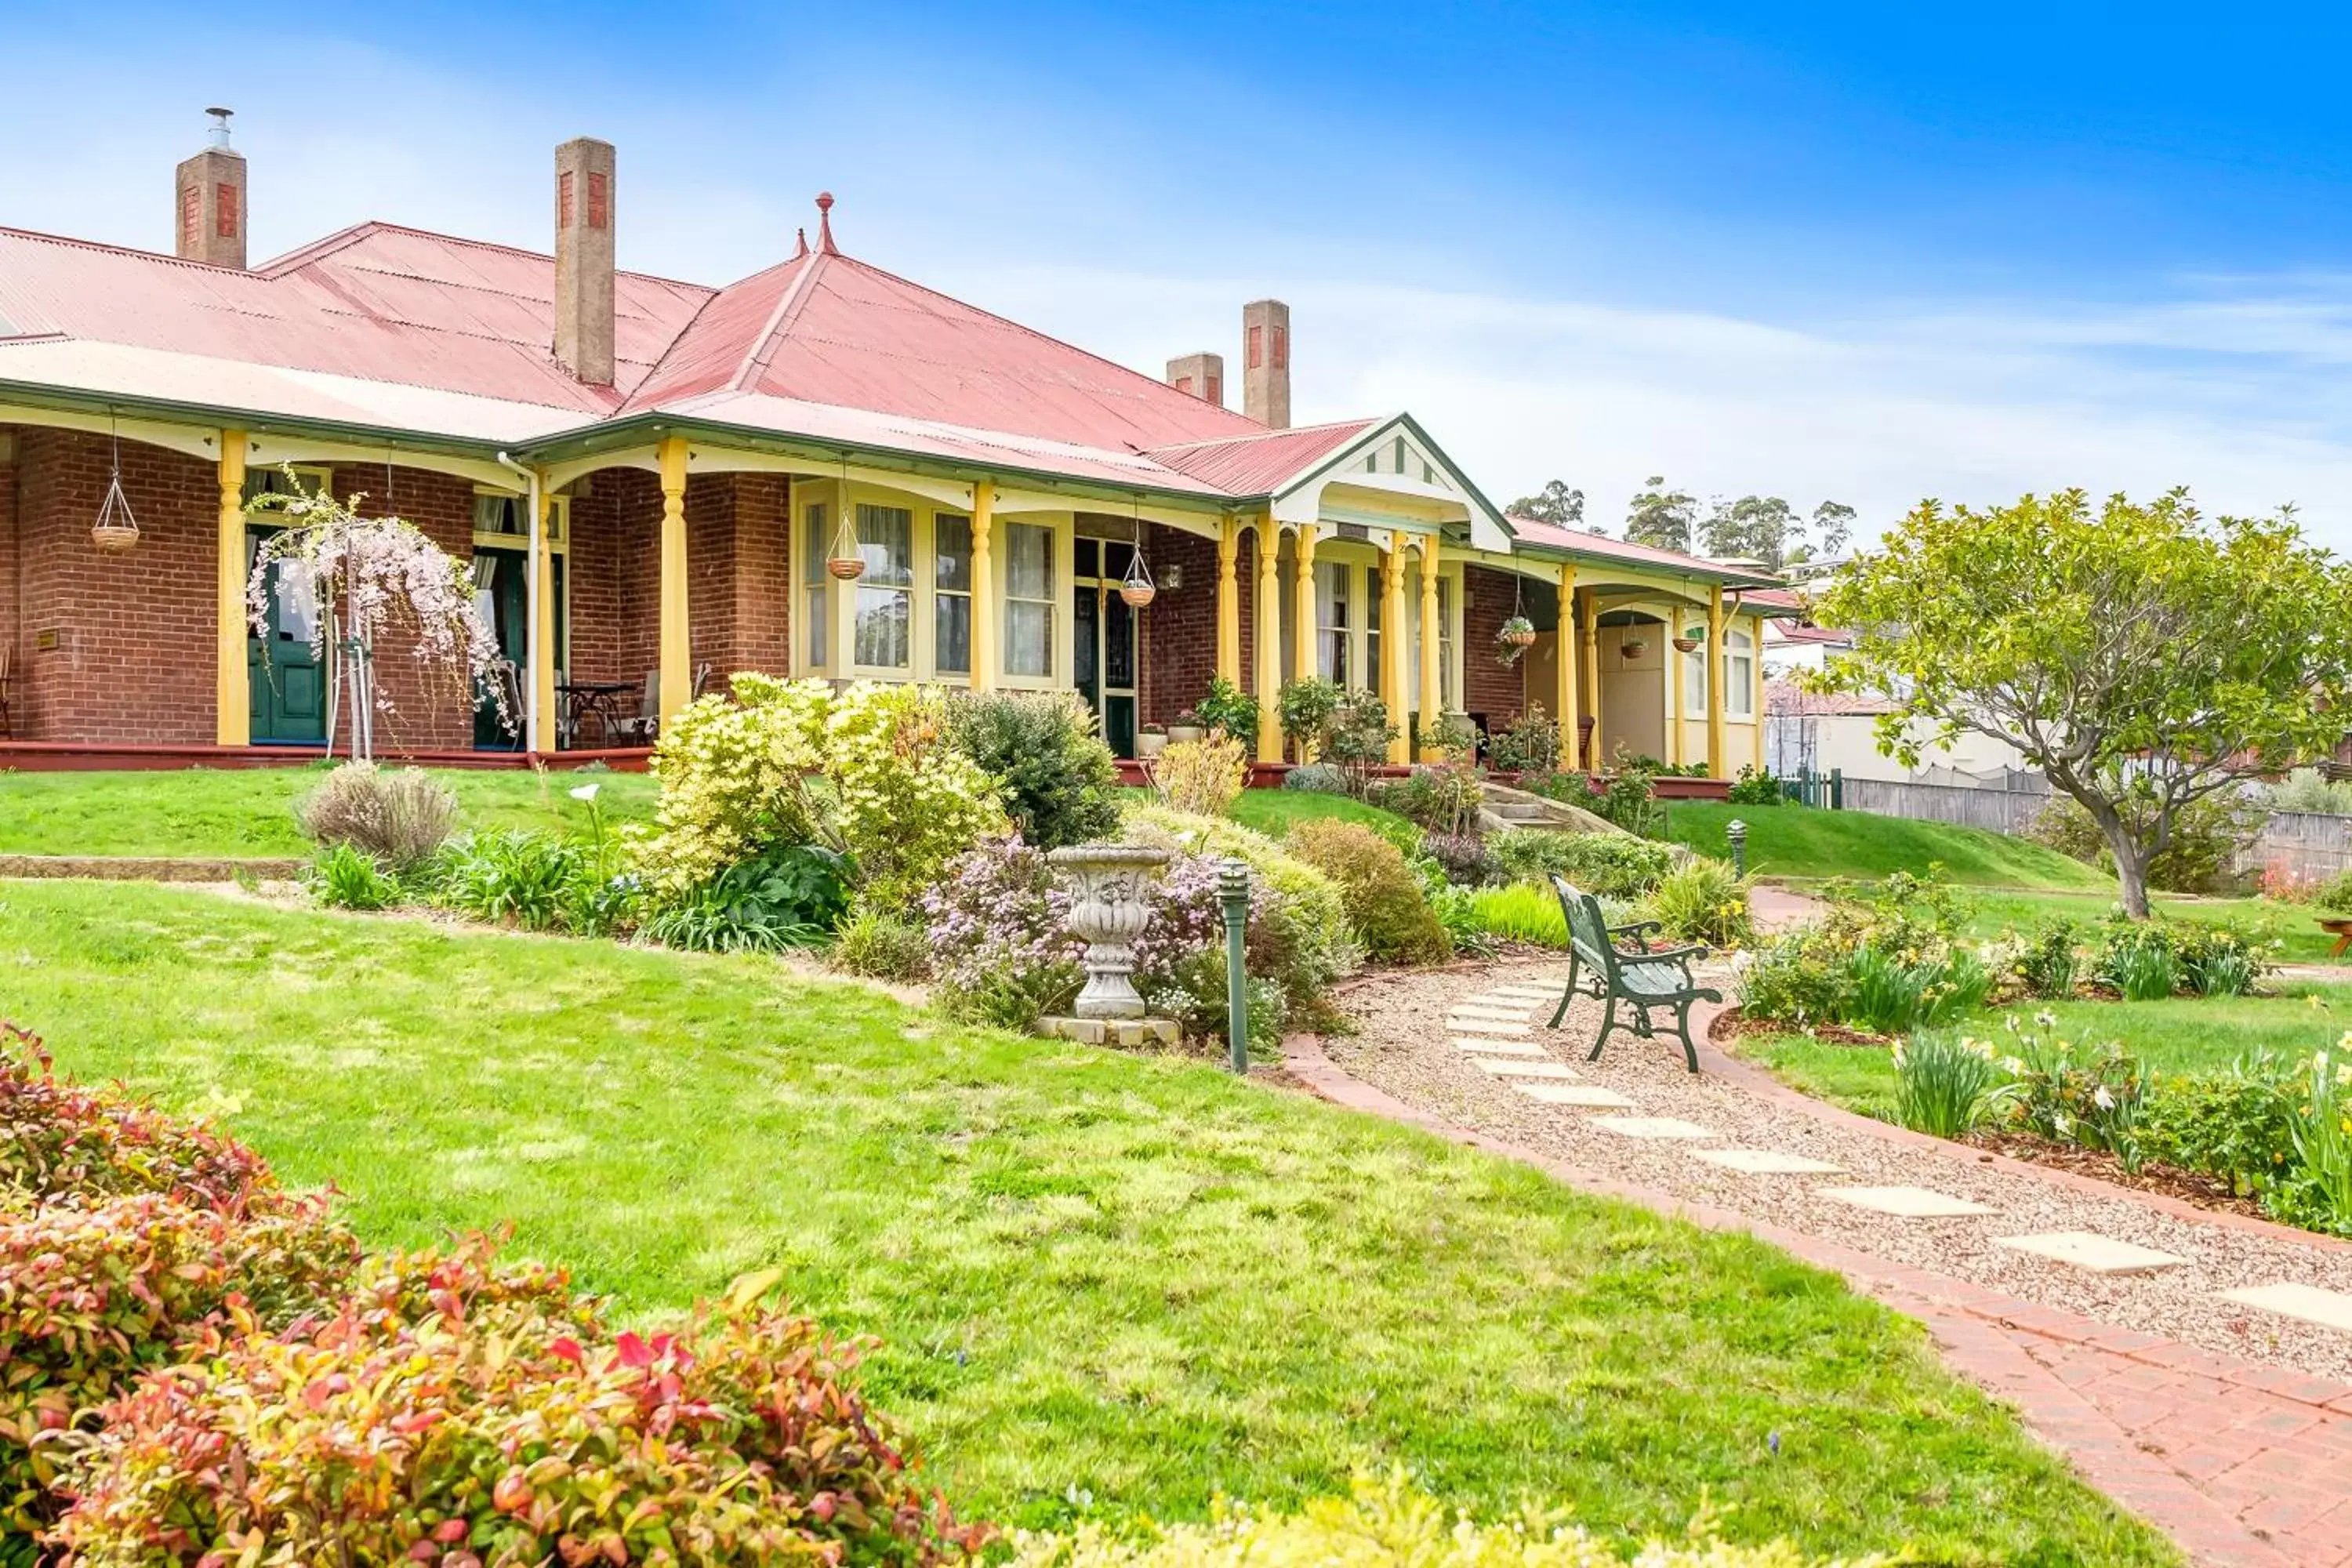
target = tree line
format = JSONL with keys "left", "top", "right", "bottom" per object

{"left": 1507, "top": 477, "right": 1856, "bottom": 572}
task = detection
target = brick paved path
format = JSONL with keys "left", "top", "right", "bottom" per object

{"left": 1285, "top": 1008, "right": 2352, "bottom": 1568}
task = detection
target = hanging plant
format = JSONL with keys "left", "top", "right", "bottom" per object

{"left": 1673, "top": 627, "right": 1704, "bottom": 654}
{"left": 1120, "top": 503, "right": 1156, "bottom": 607}
{"left": 245, "top": 468, "right": 503, "bottom": 760}
{"left": 1621, "top": 635, "right": 1650, "bottom": 659}
{"left": 89, "top": 412, "right": 140, "bottom": 552}
{"left": 827, "top": 457, "right": 867, "bottom": 579}
{"left": 1494, "top": 614, "right": 1537, "bottom": 665}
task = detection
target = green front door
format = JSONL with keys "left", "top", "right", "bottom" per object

{"left": 246, "top": 529, "right": 327, "bottom": 746}
{"left": 473, "top": 549, "right": 529, "bottom": 750}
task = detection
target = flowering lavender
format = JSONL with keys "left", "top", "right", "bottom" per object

{"left": 920, "top": 836, "right": 1084, "bottom": 996}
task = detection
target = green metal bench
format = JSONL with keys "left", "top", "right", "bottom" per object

{"left": 1544, "top": 875, "right": 1720, "bottom": 1073}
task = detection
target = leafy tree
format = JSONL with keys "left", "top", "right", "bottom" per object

{"left": 1700, "top": 495, "right": 1799, "bottom": 569}
{"left": 1624, "top": 477, "right": 1698, "bottom": 553}
{"left": 1813, "top": 489, "right": 2352, "bottom": 917}
{"left": 1508, "top": 479, "right": 1586, "bottom": 529}
{"left": 1809, "top": 499, "right": 1857, "bottom": 557}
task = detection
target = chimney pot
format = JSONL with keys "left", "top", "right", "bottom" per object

{"left": 1166, "top": 351, "right": 1225, "bottom": 408}
{"left": 1242, "top": 299, "right": 1290, "bottom": 429}
{"left": 554, "top": 136, "right": 617, "bottom": 387}
{"left": 174, "top": 107, "right": 248, "bottom": 269}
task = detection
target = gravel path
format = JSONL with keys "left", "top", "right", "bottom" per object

{"left": 1330, "top": 959, "right": 2352, "bottom": 1383}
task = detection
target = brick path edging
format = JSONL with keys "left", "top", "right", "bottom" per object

{"left": 0, "top": 854, "right": 304, "bottom": 881}
{"left": 1280, "top": 1028, "right": 2345, "bottom": 1566}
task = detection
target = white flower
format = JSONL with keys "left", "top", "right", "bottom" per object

{"left": 2053, "top": 1112, "right": 2072, "bottom": 1136}
{"left": 2034, "top": 1010, "right": 2058, "bottom": 1029}
{"left": 2003, "top": 1014, "right": 2020, "bottom": 1034}
{"left": 2092, "top": 1086, "right": 2116, "bottom": 1110}
{"left": 569, "top": 782, "right": 601, "bottom": 803}
{"left": 2003, "top": 1057, "right": 2026, "bottom": 1075}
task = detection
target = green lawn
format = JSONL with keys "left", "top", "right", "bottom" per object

{"left": 1120, "top": 786, "right": 1419, "bottom": 847}
{"left": 0, "top": 880, "right": 2172, "bottom": 1563}
{"left": 1661, "top": 802, "right": 2107, "bottom": 891}
{"left": 0, "top": 766, "right": 657, "bottom": 858}
{"left": 1739, "top": 980, "right": 2352, "bottom": 1118}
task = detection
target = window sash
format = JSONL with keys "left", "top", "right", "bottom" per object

{"left": 1004, "top": 522, "right": 1054, "bottom": 678}
{"left": 857, "top": 505, "right": 913, "bottom": 586}
{"left": 802, "top": 503, "right": 830, "bottom": 667}
{"left": 935, "top": 513, "right": 972, "bottom": 675}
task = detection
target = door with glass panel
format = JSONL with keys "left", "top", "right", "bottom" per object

{"left": 245, "top": 526, "right": 327, "bottom": 746}
{"left": 1073, "top": 537, "right": 1138, "bottom": 758}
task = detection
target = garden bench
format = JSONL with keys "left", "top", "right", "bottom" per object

{"left": 1545, "top": 875, "right": 1720, "bottom": 1073}
{"left": 2318, "top": 916, "right": 2352, "bottom": 958}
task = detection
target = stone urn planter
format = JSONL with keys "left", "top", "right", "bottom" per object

{"left": 1047, "top": 844, "right": 1168, "bottom": 1018}
{"left": 1136, "top": 728, "right": 1167, "bottom": 759}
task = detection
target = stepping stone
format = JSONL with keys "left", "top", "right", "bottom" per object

{"left": 1690, "top": 1148, "right": 1844, "bottom": 1174}
{"left": 1994, "top": 1232, "right": 2187, "bottom": 1274}
{"left": 2221, "top": 1283, "right": 2352, "bottom": 1333}
{"left": 1468, "top": 1058, "right": 1581, "bottom": 1079}
{"left": 1820, "top": 1185, "right": 1992, "bottom": 1218}
{"left": 1446, "top": 1018, "right": 1530, "bottom": 1035}
{"left": 1513, "top": 1083, "right": 1635, "bottom": 1108}
{"left": 1451, "top": 1004, "right": 1534, "bottom": 1021}
{"left": 1486, "top": 986, "right": 1563, "bottom": 1000}
{"left": 1590, "top": 1116, "right": 1715, "bottom": 1140}
{"left": 1450, "top": 1035, "right": 1548, "bottom": 1058}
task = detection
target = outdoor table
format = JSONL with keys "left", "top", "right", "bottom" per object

{"left": 2318, "top": 916, "right": 2352, "bottom": 958}
{"left": 556, "top": 681, "right": 635, "bottom": 749}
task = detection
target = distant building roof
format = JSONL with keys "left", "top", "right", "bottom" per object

{"left": 1502, "top": 516, "right": 1787, "bottom": 588}
{"left": 1766, "top": 678, "right": 1895, "bottom": 716}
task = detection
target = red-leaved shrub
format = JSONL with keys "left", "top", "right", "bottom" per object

{"left": 0, "top": 1022, "right": 283, "bottom": 1217}
{"left": 0, "top": 1192, "right": 356, "bottom": 1539}
{"left": 57, "top": 1291, "right": 985, "bottom": 1568}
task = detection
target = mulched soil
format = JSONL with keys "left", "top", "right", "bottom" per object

{"left": 1962, "top": 1129, "right": 2275, "bottom": 1223}
{"left": 1710, "top": 1011, "right": 1888, "bottom": 1047}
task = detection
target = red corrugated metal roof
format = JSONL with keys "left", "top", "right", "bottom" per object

{"left": 1143, "top": 419, "right": 1378, "bottom": 494}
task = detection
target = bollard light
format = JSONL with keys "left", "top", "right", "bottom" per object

{"left": 1218, "top": 857, "right": 1252, "bottom": 1073}
{"left": 1726, "top": 818, "right": 1748, "bottom": 878}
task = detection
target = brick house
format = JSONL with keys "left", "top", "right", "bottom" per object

{"left": 0, "top": 112, "right": 1784, "bottom": 772}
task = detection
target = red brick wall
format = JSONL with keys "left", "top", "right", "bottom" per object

{"left": 1462, "top": 562, "right": 1526, "bottom": 731}
{"left": 0, "top": 434, "right": 17, "bottom": 734}
{"left": 1138, "top": 521, "right": 1221, "bottom": 727}
{"left": 328, "top": 462, "right": 477, "bottom": 750}
{"left": 567, "top": 468, "right": 660, "bottom": 691}
{"left": 11, "top": 427, "right": 217, "bottom": 744}
{"left": 684, "top": 472, "right": 792, "bottom": 690}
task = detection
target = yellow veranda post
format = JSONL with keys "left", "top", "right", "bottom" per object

{"left": 1417, "top": 540, "right": 1442, "bottom": 760}
{"left": 1254, "top": 520, "right": 1283, "bottom": 764}
{"left": 532, "top": 486, "right": 558, "bottom": 753}
{"left": 1215, "top": 515, "right": 1241, "bottom": 683}
{"left": 1382, "top": 532, "right": 1410, "bottom": 764}
{"left": 1555, "top": 561, "right": 1579, "bottom": 769}
{"left": 970, "top": 480, "right": 996, "bottom": 690}
{"left": 656, "top": 435, "right": 691, "bottom": 728}
{"left": 1706, "top": 588, "right": 1727, "bottom": 779}
{"left": 1579, "top": 586, "right": 1601, "bottom": 770}
{"left": 214, "top": 430, "right": 249, "bottom": 747}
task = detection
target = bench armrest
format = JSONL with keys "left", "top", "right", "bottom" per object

{"left": 1635, "top": 942, "right": 1711, "bottom": 968}
{"left": 1607, "top": 919, "right": 1662, "bottom": 939}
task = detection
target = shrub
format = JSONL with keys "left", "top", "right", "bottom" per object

{"left": 946, "top": 690, "right": 1120, "bottom": 851}
{"left": 1192, "top": 675, "right": 1261, "bottom": 746}
{"left": 1643, "top": 857, "right": 1751, "bottom": 947}
{"left": 833, "top": 904, "right": 933, "bottom": 982}
{"left": 2007, "top": 916, "right": 2082, "bottom": 1000}
{"left": 1121, "top": 804, "right": 1363, "bottom": 996}
{"left": 1014, "top": 1468, "right": 1867, "bottom": 1568}
{"left": 307, "top": 841, "right": 401, "bottom": 910}
{"left": 1892, "top": 1031, "right": 2009, "bottom": 1138}
{"left": 2317, "top": 869, "right": 2352, "bottom": 914}
{"left": 826, "top": 682, "right": 1008, "bottom": 900}
{"left": 2290, "top": 1040, "right": 2352, "bottom": 1231}
{"left": 643, "top": 843, "right": 851, "bottom": 953}
{"left": 922, "top": 837, "right": 1085, "bottom": 1029}
{"left": 1286, "top": 818, "right": 1450, "bottom": 965}
{"left": 56, "top": 1291, "right": 981, "bottom": 1568}
{"left": 2267, "top": 766, "right": 2352, "bottom": 815}
{"left": 1844, "top": 944, "right": 1992, "bottom": 1035}
{"left": 2, "top": 1193, "right": 358, "bottom": 1540}
{"left": 1280, "top": 762, "right": 1347, "bottom": 794}
{"left": 642, "top": 675, "right": 836, "bottom": 891}
{"left": 1590, "top": 748, "right": 1663, "bottom": 838}
{"left": 1275, "top": 677, "right": 1342, "bottom": 761}
{"left": 2140, "top": 1051, "right": 2307, "bottom": 1200}
{"left": 1420, "top": 829, "right": 1494, "bottom": 887}
{"left": 2091, "top": 918, "right": 2266, "bottom": 1000}
{"left": 1156, "top": 730, "right": 1250, "bottom": 818}
{"left": 2, "top": 1022, "right": 281, "bottom": 1214}
{"left": 1488, "top": 831, "right": 1675, "bottom": 899}
{"left": 1322, "top": 690, "right": 1400, "bottom": 797}
{"left": 1369, "top": 765, "right": 1481, "bottom": 838}
{"left": 1736, "top": 869, "right": 1991, "bottom": 1032}
{"left": 294, "top": 761, "right": 457, "bottom": 871}
{"left": 1997, "top": 1014, "right": 2148, "bottom": 1171}
{"left": 1726, "top": 764, "right": 1781, "bottom": 806}
{"left": 1483, "top": 706, "right": 1560, "bottom": 776}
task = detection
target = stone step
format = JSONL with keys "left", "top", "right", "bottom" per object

{"left": 2220, "top": 1282, "right": 2352, "bottom": 1333}
{"left": 1468, "top": 1059, "right": 1581, "bottom": 1080}
{"left": 1515, "top": 1083, "right": 1635, "bottom": 1108}
{"left": 1820, "top": 1186, "right": 1992, "bottom": 1218}
{"left": 1589, "top": 1116, "right": 1715, "bottom": 1140}
{"left": 1450, "top": 1035, "right": 1548, "bottom": 1058}
{"left": 1446, "top": 1018, "right": 1530, "bottom": 1035}
{"left": 1994, "top": 1232, "right": 2187, "bottom": 1274}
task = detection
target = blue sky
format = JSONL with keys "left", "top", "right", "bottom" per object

{"left": 19, "top": 2, "right": 2352, "bottom": 541}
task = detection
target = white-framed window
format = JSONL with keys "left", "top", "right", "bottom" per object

{"left": 854, "top": 503, "right": 914, "bottom": 670}
{"left": 1682, "top": 623, "right": 1710, "bottom": 718}
{"left": 1004, "top": 521, "right": 1054, "bottom": 678}
{"left": 802, "top": 502, "right": 830, "bottom": 670}
{"left": 1314, "top": 560, "right": 1350, "bottom": 684}
{"left": 1438, "top": 575, "right": 1455, "bottom": 709}
{"left": 1724, "top": 626, "right": 1755, "bottom": 719}
{"left": 1366, "top": 566, "right": 1384, "bottom": 695}
{"left": 934, "top": 512, "right": 973, "bottom": 676}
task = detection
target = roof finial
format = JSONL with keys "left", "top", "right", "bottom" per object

{"left": 815, "top": 191, "right": 837, "bottom": 256}
{"left": 793, "top": 226, "right": 808, "bottom": 260}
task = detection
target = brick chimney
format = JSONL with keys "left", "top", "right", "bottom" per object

{"left": 174, "top": 108, "right": 247, "bottom": 269}
{"left": 1166, "top": 352, "right": 1224, "bottom": 408}
{"left": 1242, "top": 299, "right": 1290, "bottom": 430}
{"left": 554, "top": 137, "right": 617, "bottom": 386}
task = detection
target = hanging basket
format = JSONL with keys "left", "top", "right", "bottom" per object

{"left": 1121, "top": 536, "right": 1157, "bottom": 608}
{"left": 1621, "top": 637, "right": 1650, "bottom": 659}
{"left": 1120, "top": 582, "right": 1156, "bottom": 609}
{"left": 90, "top": 470, "right": 140, "bottom": 553}
{"left": 1501, "top": 626, "right": 1538, "bottom": 649}
{"left": 1672, "top": 634, "right": 1703, "bottom": 654}
{"left": 827, "top": 554, "right": 867, "bottom": 581}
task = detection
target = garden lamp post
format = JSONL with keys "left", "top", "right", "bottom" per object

{"left": 1219, "top": 857, "right": 1251, "bottom": 1073}
{"left": 1726, "top": 818, "right": 1748, "bottom": 878}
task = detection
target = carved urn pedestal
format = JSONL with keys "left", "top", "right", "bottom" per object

{"left": 1040, "top": 844, "right": 1178, "bottom": 1047}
